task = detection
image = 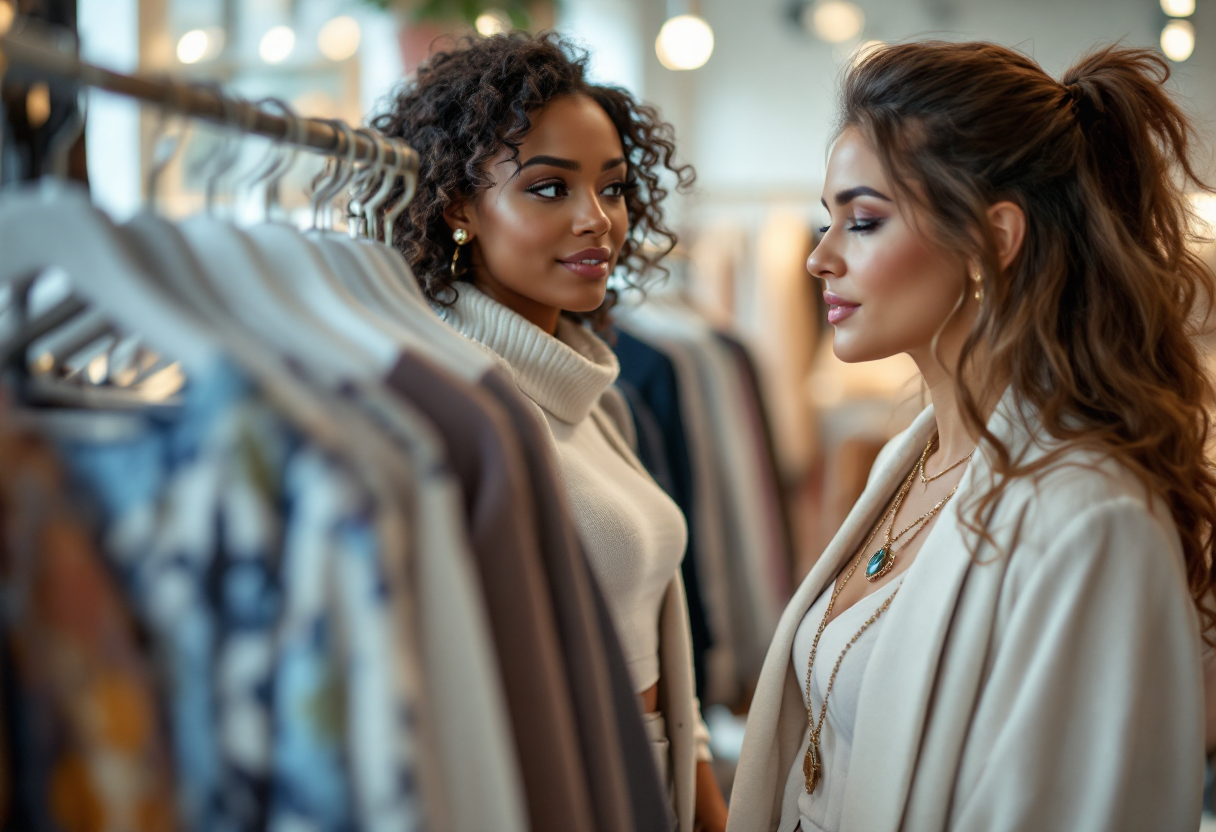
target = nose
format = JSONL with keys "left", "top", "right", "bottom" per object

{"left": 806, "top": 234, "right": 842, "bottom": 281}
{"left": 573, "top": 189, "right": 612, "bottom": 237}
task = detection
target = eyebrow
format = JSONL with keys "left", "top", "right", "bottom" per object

{"left": 518, "top": 155, "right": 628, "bottom": 172}
{"left": 821, "top": 185, "right": 893, "bottom": 209}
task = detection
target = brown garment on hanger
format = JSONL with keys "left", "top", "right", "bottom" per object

{"left": 481, "top": 370, "right": 653, "bottom": 832}
{"left": 383, "top": 355, "right": 593, "bottom": 832}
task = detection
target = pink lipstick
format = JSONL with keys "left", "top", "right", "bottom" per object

{"left": 824, "top": 291, "right": 860, "bottom": 324}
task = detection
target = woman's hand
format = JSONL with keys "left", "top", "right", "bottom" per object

{"left": 694, "top": 760, "right": 728, "bottom": 832}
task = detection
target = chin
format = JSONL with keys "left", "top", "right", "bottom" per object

{"left": 831, "top": 332, "right": 895, "bottom": 364}
{"left": 558, "top": 286, "right": 609, "bottom": 315}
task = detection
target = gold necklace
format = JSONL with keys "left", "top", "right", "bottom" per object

{"left": 865, "top": 439, "right": 966, "bottom": 582}
{"left": 801, "top": 436, "right": 967, "bottom": 794}
{"left": 919, "top": 438, "right": 976, "bottom": 485}
{"left": 801, "top": 526, "right": 899, "bottom": 794}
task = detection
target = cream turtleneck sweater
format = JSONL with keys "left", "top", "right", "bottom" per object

{"left": 441, "top": 284, "right": 689, "bottom": 693}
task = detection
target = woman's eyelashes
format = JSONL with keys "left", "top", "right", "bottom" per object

{"left": 524, "top": 179, "right": 630, "bottom": 200}
{"left": 818, "top": 216, "right": 885, "bottom": 235}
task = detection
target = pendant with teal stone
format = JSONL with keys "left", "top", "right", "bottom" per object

{"left": 866, "top": 548, "right": 893, "bottom": 581}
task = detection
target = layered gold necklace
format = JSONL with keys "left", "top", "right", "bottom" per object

{"left": 801, "top": 436, "right": 973, "bottom": 795}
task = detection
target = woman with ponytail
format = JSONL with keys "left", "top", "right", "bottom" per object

{"left": 727, "top": 42, "right": 1215, "bottom": 832}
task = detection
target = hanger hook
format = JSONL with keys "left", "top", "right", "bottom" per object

{"left": 347, "top": 126, "right": 384, "bottom": 238}
{"left": 192, "top": 83, "right": 245, "bottom": 215}
{"left": 47, "top": 85, "right": 87, "bottom": 180}
{"left": 146, "top": 78, "right": 191, "bottom": 214}
{"left": 247, "top": 97, "right": 303, "bottom": 221}
{"left": 383, "top": 139, "right": 417, "bottom": 247}
{"left": 364, "top": 132, "right": 403, "bottom": 243}
{"left": 310, "top": 118, "right": 357, "bottom": 230}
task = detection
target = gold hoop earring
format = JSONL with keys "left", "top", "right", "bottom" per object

{"left": 972, "top": 272, "right": 984, "bottom": 303}
{"left": 451, "top": 228, "right": 470, "bottom": 277}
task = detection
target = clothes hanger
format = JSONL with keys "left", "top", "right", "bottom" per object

{"left": 0, "top": 85, "right": 221, "bottom": 387}
{"left": 171, "top": 96, "right": 374, "bottom": 380}
{"left": 242, "top": 117, "right": 399, "bottom": 373}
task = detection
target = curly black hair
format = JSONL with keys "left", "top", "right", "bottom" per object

{"left": 372, "top": 31, "right": 695, "bottom": 331}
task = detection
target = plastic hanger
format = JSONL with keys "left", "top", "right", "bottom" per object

{"left": 171, "top": 96, "right": 375, "bottom": 379}
{"left": 0, "top": 87, "right": 220, "bottom": 379}
{"left": 242, "top": 118, "right": 399, "bottom": 372}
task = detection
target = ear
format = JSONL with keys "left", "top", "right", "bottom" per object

{"left": 442, "top": 198, "right": 479, "bottom": 239}
{"left": 987, "top": 200, "right": 1026, "bottom": 270}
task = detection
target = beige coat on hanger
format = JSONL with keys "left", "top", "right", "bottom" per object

{"left": 726, "top": 395, "right": 1206, "bottom": 832}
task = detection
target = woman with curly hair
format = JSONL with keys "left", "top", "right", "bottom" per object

{"left": 726, "top": 41, "right": 1216, "bottom": 832}
{"left": 374, "top": 31, "right": 727, "bottom": 832}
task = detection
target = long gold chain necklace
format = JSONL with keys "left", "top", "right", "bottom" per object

{"left": 801, "top": 436, "right": 968, "bottom": 794}
{"left": 864, "top": 438, "right": 967, "bottom": 582}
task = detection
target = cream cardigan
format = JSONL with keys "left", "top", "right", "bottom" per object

{"left": 441, "top": 285, "right": 707, "bottom": 832}
{"left": 727, "top": 396, "right": 1206, "bottom": 832}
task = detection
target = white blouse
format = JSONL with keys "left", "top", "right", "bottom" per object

{"left": 779, "top": 575, "right": 905, "bottom": 832}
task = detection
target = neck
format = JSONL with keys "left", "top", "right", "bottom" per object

{"left": 908, "top": 343, "right": 992, "bottom": 466}
{"left": 472, "top": 270, "right": 561, "bottom": 335}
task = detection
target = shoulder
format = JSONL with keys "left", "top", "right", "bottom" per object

{"left": 979, "top": 440, "right": 1189, "bottom": 617}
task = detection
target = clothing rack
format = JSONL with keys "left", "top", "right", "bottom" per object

{"left": 0, "top": 25, "right": 418, "bottom": 171}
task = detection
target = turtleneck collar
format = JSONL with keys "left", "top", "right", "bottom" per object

{"left": 440, "top": 283, "right": 619, "bottom": 424}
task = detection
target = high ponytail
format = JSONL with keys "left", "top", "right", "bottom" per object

{"left": 841, "top": 41, "right": 1216, "bottom": 644}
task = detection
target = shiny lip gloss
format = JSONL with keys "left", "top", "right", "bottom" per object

{"left": 824, "top": 291, "right": 860, "bottom": 324}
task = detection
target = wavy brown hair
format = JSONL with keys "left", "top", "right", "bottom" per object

{"left": 841, "top": 41, "right": 1216, "bottom": 642}
{"left": 372, "top": 31, "right": 694, "bottom": 331}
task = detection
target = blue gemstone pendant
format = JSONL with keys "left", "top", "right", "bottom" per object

{"left": 866, "top": 548, "right": 893, "bottom": 581}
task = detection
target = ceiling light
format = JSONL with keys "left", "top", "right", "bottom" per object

{"left": 259, "top": 25, "right": 296, "bottom": 64}
{"left": 806, "top": 0, "right": 865, "bottom": 43}
{"left": 318, "top": 16, "right": 361, "bottom": 61}
{"left": 475, "top": 9, "right": 511, "bottom": 36}
{"left": 656, "top": 14, "right": 715, "bottom": 71}
{"left": 1161, "top": 19, "right": 1195, "bottom": 62}
{"left": 0, "top": 2, "right": 15, "bottom": 36}
{"left": 1161, "top": 0, "right": 1195, "bottom": 17}
{"left": 176, "top": 29, "right": 211, "bottom": 64}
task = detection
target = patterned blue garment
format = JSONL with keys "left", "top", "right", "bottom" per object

{"left": 49, "top": 357, "right": 422, "bottom": 832}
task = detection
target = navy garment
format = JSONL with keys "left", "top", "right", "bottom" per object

{"left": 611, "top": 328, "right": 713, "bottom": 699}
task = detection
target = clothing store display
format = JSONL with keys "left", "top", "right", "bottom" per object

{"left": 726, "top": 394, "right": 1205, "bottom": 832}
{"left": 0, "top": 48, "right": 692, "bottom": 831}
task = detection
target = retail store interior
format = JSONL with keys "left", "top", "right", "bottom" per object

{"left": 2, "top": 0, "right": 1216, "bottom": 828}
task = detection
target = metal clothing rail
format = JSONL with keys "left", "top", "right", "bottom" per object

{"left": 0, "top": 26, "right": 418, "bottom": 172}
